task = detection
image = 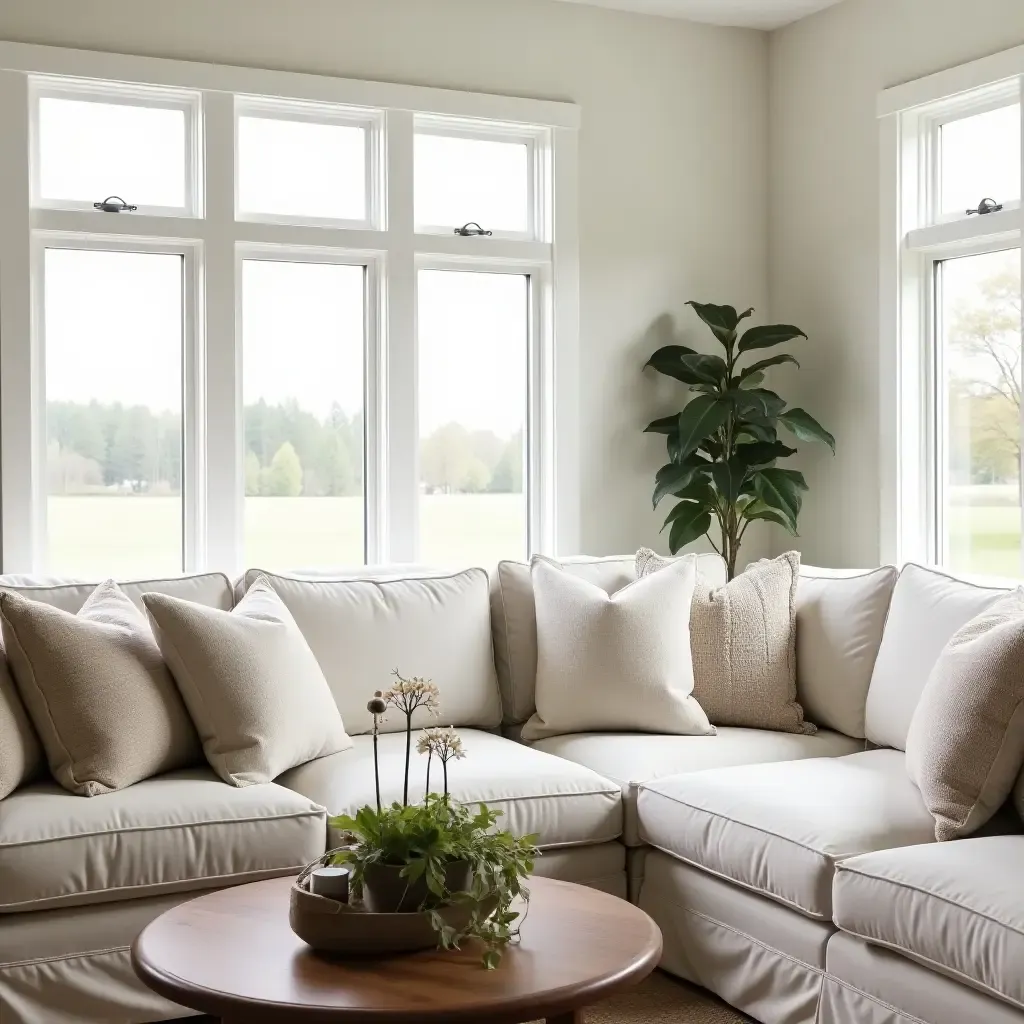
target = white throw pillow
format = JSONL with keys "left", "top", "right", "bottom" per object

{"left": 521, "top": 554, "right": 714, "bottom": 741}
{"left": 143, "top": 576, "right": 351, "bottom": 786}
{"left": 865, "top": 564, "right": 1012, "bottom": 751}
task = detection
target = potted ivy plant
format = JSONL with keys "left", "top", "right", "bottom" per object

{"left": 327, "top": 672, "right": 539, "bottom": 969}
{"left": 645, "top": 301, "right": 835, "bottom": 578}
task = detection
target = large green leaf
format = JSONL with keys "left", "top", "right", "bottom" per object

{"left": 731, "top": 388, "right": 786, "bottom": 420}
{"left": 779, "top": 408, "right": 836, "bottom": 452}
{"left": 742, "top": 500, "right": 799, "bottom": 536}
{"left": 652, "top": 458, "right": 708, "bottom": 508}
{"left": 734, "top": 441, "right": 797, "bottom": 467}
{"left": 686, "top": 302, "right": 754, "bottom": 347}
{"left": 666, "top": 503, "right": 713, "bottom": 553}
{"left": 675, "top": 395, "right": 731, "bottom": 462}
{"left": 711, "top": 459, "right": 748, "bottom": 506}
{"left": 646, "top": 346, "right": 727, "bottom": 386}
{"left": 737, "top": 371, "right": 764, "bottom": 389}
{"left": 662, "top": 478, "right": 715, "bottom": 528}
{"left": 738, "top": 354, "right": 800, "bottom": 381}
{"left": 737, "top": 324, "right": 807, "bottom": 354}
{"left": 753, "top": 467, "right": 808, "bottom": 522}
{"left": 736, "top": 421, "right": 778, "bottom": 444}
{"left": 644, "top": 415, "right": 679, "bottom": 435}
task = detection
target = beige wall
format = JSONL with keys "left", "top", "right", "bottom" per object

{"left": 0, "top": 0, "right": 769, "bottom": 559}
{"left": 769, "top": 0, "right": 1024, "bottom": 567}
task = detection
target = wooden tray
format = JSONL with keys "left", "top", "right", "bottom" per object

{"left": 289, "top": 870, "right": 496, "bottom": 955}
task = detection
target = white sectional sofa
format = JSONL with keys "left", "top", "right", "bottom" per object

{"left": 1, "top": 556, "right": 1022, "bottom": 1024}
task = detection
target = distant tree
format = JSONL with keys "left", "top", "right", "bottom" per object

{"left": 421, "top": 423, "right": 475, "bottom": 493}
{"left": 244, "top": 450, "right": 262, "bottom": 496}
{"left": 462, "top": 457, "right": 491, "bottom": 493}
{"left": 488, "top": 432, "right": 524, "bottom": 494}
{"left": 263, "top": 441, "right": 303, "bottom": 496}
{"left": 949, "top": 266, "right": 1022, "bottom": 493}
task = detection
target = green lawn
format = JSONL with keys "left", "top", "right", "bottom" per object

{"left": 46, "top": 494, "right": 526, "bottom": 577}
{"left": 44, "top": 488, "right": 1024, "bottom": 579}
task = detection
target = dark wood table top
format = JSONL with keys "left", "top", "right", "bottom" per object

{"left": 132, "top": 875, "right": 662, "bottom": 1024}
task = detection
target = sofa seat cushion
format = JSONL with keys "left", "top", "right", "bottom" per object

{"left": 833, "top": 836, "right": 1024, "bottom": 1010}
{"left": 532, "top": 727, "right": 863, "bottom": 846}
{"left": 0, "top": 769, "right": 325, "bottom": 913}
{"left": 276, "top": 728, "right": 622, "bottom": 849}
{"left": 636, "top": 749, "right": 937, "bottom": 919}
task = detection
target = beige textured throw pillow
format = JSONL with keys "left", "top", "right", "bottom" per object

{"left": 636, "top": 549, "right": 812, "bottom": 734}
{"left": 0, "top": 581, "right": 201, "bottom": 796}
{"left": 143, "top": 576, "right": 351, "bottom": 786}
{"left": 906, "top": 591, "right": 1024, "bottom": 841}
{"left": 521, "top": 554, "right": 714, "bottom": 741}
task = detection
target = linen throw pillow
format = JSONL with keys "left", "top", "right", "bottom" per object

{"left": 143, "top": 576, "right": 351, "bottom": 786}
{"left": 906, "top": 591, "right": 1024, "bottom": 841}
{"left": 520, "top": 554, "right": 714, "bottom": 741}
{"left": 0, "top": 581, "right": 201, "bottom": 796}
{"left": 636, "top": 549, "right": 812, "bottom": 734}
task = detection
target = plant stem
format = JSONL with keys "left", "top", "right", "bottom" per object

{"left": 403, "top": 711, "right": 412, "bottom": 806}
{"left": 373, "top": 722, "right": 381, "bottom": 813}
{"left": 425, "top": 750, "right": 432, "bottom": 801}
{"left": 443, "top": 759, "right": 449, "bottom": 798}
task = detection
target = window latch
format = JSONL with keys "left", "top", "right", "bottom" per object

{"left": 966, "top": 198, "right": 1003, "bottom": 216}
{"left": 93, "top": 196, "right": 138, "bottom": 213}
{"left": 454, "top": 222, "right": 492, "bottom": 237}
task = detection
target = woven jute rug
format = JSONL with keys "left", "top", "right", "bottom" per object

{"left": 531, "top": 970, "right": 754, "bottom": 1023}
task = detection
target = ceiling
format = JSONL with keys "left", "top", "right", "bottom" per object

{"left": 552, "top": 0, "right": 846, "bottom": 30}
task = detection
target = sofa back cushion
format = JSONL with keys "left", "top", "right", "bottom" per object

{"left": 865, "top": 564, "right": 1013, "bottom": 750}
{"left": 491, "top": 553, "right": 727, "bottom": 726}
{"left": 0, "top": 572, "right": 231, "bottom": 801}
{"left": 242, "top": 567, "right": 502, "bottom": 735}
{"left": 796, "top": 566, "right": 898, "bottom": 739}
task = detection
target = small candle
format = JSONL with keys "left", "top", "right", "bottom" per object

{"left": 310, "top": 866, "right": 350, "bottom": 903}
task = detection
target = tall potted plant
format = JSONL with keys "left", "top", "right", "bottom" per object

{"left": 645, "top": 302, "right": 834, "bottom": 578}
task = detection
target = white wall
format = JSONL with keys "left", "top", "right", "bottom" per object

{"left": 0, "top": 0, "right": 769, "bottom": 559}
{"left": 769, "top": 0, "right": 1024, "bottom": 567}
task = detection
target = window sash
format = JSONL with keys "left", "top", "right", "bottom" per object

{"left": 30, "top": 77, "right": 202, "bottom": 219}
{"left": 882, "top": 63, "right": 1024, "bottom": 571}
{"left": 234, "top": 96, "right": 383, "bottom": 231}
{"left": 32, "top": 232, "right": 202, "bottom": 572}
{"left": 0, "top": 43, "right": 579, "bottom": 575}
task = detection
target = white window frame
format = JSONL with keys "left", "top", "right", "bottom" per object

{"left": 234, "top": 96, "right": 384, "bottom": 231}
{"left": 0, "top": 42, "right": 579, "bottom": 575}
{"left": 412, "top": 115, "right": 549, "bottom": 242}
{"left": 30, "top": 75, "right": 203, "bottom": 219}
{"left": 879, "top": 45, "right": 1024, "bottom": 572}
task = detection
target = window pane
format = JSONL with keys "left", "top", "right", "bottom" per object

{"left": 418, "top": 270, "right": 527, "bottom": 567}
{"left": 45, "top": 249, "right": 183, "bottom": 576}
{"left": 939, "top": 105, "right": 1021, "bottom": 216}
{"left": 415, "top": 133, "right": 529, "bottom": 233}
{"left": 243, "top": 260, "right": 365, "bottom": 568}
{"left": 238, "top": 116, "right": 366, "bottom": 221}
{"left": 38, "top": 97, "right": 187, "bottom": 208}
{"left": 940, "top": 248, "right": 1022, "bottom": 576}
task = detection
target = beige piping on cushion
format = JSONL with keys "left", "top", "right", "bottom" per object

{"left": 1, "top": 944, "right": 133, "bottom": 971}
{"left": 642, "top": 839, "right": 833, "bottom": 921}
{"left": 0, "top": 806, "right": 325, "bottom": 849}
{"left": 1, "top": 863, "right": 313, "bottom": 913}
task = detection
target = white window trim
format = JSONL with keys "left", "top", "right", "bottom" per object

{"left": 0, "top": 41, "right": 580, "bottom": 574}
{"left": 879, "top": 49, "right": 1024, "bottom": 572}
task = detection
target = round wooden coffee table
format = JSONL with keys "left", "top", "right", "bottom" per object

{"left": 132, "top": 875, "right": 661, "bottom": 1024}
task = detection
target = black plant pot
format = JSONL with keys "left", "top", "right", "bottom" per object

{"left": 362, "top": 860, "right": 473, "bottom": 914}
